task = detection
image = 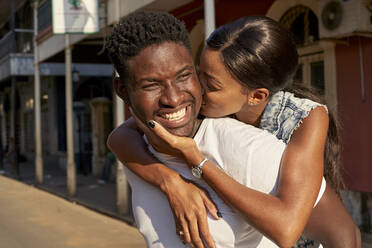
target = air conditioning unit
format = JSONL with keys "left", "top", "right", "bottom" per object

{"left": 318, "top": 0, "right": 372, "bottom": 38}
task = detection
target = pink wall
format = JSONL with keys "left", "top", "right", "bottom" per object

{"left": 336, "top": 36, "right": 372, "bottom": 192}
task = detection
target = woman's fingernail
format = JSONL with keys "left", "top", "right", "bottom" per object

{"left": 217, "top": 211, "right": 223, "bottom": 218}
{"left": 148, "top": 121, "right": 155, "bottom": 128}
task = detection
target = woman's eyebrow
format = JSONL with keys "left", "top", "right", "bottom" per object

{"left": 204, "top": 71, "right": 223, "bottom": 87}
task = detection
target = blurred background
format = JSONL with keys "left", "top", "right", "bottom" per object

{"left": 0, "top": 0, "right": 371, "bottom": 245}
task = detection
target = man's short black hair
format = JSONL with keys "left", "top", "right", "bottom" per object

{"left": 105, "top": 10, "right": 192, "bottom": 80}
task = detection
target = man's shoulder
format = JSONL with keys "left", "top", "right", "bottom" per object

{"left": 198, "top": 117, "right": 286, "bottom": 155}
{"left": 201, "top": 117, "right": 277, "bottom": 140}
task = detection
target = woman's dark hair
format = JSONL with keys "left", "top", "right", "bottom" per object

{"left": 207, "top": 15, "right": 343, "bottom": 193}
{"left": 105, "top": 10, "right": 191, "bottom": 81}
{"left": 206, "top": 16, "right": 298, "bottom": 93}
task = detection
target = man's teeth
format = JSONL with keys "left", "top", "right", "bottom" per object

{"left": 162, "top": 108, "right": 186, "bottom": 120}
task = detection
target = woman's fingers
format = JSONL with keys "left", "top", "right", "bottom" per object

{"left": 202, "top": 193, "right": 220, "bottom": 220}
{"left": 188, "top": 218, "right": 206, "bottom": 248}
{"left": 197, "top": 212, "right": 215, "bottom": 248}
{"left": 148, "top": 120, "right": 177, "bottom": 146}
{"left": 177, "top": 218, "right": 191, "bottom": 245}
{"left": 168, "top": 178, "right": 216, "bottom": 248}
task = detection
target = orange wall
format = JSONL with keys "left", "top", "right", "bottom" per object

{"left": 336, "top": 36, "right": 372, "bottom": 192}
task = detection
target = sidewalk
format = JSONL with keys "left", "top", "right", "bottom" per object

{"left": 0, "top": 175, "right": 145, "bottom": 248}
{"left": 0, "top": 157, "right": 133, "bottom": 225}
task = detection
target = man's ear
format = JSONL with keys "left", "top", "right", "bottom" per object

{"left": 247, "top": 88, "right": 270, "bottom": 105}
{"left": 113, "top": 77, "right": 130, "bottom": 104}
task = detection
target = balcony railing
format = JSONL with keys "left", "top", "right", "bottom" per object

{"left": 0, "top": 30, "right": 34, "bottom": 61}
{"left": 0, "top": 31, "right": 16, "bottom": 60}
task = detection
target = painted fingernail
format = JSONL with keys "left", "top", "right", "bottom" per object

{"left": 148, "top": 121, "right": 155, "bottom": 128}
{"left": 217, "top": 211, "right": 223, "bottom": 218}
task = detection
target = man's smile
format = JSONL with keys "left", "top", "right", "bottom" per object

{"left": 156, "top": 104, "right": 192, "bottom": 129}
{"left": 161, "top": 107, "right": 186, "bottom": 121}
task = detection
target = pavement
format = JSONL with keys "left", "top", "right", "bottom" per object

{"left": 1, "top": 158, "right": 372, "bottom": 247}
{"left": 0, "top": 157, "right": 134, "bottom": 225}
{"left": 0, "top": 174, "right": 146, "bottom": 248}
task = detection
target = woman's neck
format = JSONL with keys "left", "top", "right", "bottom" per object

{"left": 235, "top": 100, "right": 269, "bottom": 127}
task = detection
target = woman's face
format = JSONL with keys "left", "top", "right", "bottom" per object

{"left": 199, "top": 47, "right": 248, "bottom": 117}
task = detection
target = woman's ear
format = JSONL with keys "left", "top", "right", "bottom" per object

{"left": 247, "top": 88, "right": 270, "bottom": 105}
{"left": 113, "top": 77, "right": 130, "bottom": 104}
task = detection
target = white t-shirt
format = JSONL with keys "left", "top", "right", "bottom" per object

{"left": 125, "top": 117, "right": 325, "bottom": 247}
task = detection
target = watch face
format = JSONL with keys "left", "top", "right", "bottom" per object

{"left": 192, "top": 167, "right": 202, "bottom": 178}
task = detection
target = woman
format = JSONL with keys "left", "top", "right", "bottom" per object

{"left": 108, "top": 16, "right": 360, "bottom": 247}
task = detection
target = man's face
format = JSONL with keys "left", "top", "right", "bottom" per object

{"left": 120, "top": 42, "right": 202, "bottom": 137}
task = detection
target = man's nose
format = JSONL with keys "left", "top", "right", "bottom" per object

{"left": 160, "top": 84, "right": 184, "bottom": 107}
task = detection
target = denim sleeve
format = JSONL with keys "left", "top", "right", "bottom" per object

{"left": 260, "top": 91, "right": 327, "bottom": 144}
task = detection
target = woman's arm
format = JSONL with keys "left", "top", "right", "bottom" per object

{"left": 304, "top": 185, "right": 361, "bottom": 248}
{"left": 146, "top": 107, "right": 328, "bottom": 247}
{"left": 107, "top": 117, "right": 219, "bottom": 248}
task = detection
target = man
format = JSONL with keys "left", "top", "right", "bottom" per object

{"left": 105, "top": 11, "right": 322, "bottom": 248}
{"left": 106, "top": 11, "right": 217, "bottom": 247}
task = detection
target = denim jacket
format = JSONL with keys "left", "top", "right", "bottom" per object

{"left": 260, "top": 90, "right": 327, "bottom": 144}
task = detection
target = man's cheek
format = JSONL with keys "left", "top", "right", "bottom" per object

{"left": 130, "top": 101, "right": 148, "bottom": 123}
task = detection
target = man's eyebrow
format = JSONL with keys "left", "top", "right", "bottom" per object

{"left": 137, "top": 77, "right": 160, "bottom": 83}
{"left": 175, "top": 65, "right": 193, "bottom": 76}
{"left": 137, "top": 65, "right": 193, "bottom": 84}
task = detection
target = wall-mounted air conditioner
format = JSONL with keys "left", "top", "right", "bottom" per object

{"left": 318, "top": 0, "right": 372, "bottom": 38}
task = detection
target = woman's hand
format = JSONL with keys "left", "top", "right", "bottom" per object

{"left": 129, "top": 108, "right": 204, "bottom": 166}
{"left": 162, "top": 174, "right": 220, "bottom": 248}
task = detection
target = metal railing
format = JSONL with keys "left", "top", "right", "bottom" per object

{"left": 0, "top": 31, "right": 16, "bottom": 60}
{"left": 0, "top": 30, "right": 34, "bottom": 61}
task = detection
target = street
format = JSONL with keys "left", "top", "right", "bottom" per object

{"left": 0, "top": 175, "right": 146, "bottom": 248}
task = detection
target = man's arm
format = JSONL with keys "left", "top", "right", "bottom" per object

{"left": 107, "top": 117, "right": 219, "bottom": 248}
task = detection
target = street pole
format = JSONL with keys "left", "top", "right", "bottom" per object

{"left": 204, "top": 0, "right": 215, "bottom": 40}
{"left": 65, "top": 34, "right": 76, "bottom": 197}
{"left": 113, "top": 81, "right": 129, "bottom": 215}
{"left": 9, "top": 0, "right": 19, "bottom": 177}
{"left": 0, "top": 109, "right": 3, "bottom": 171}
{"left": 33, "top": 0, "right": 43, "bottom": 185}
{"left": 10, "top": 78, "right": 19, "bottom": 177}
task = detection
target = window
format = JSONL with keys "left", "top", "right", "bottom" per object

{"left": 280, "top": 5, "right": 325, "bottom": 95}
{"left": 280, "top": 5, "right": 319, "bottom": 46}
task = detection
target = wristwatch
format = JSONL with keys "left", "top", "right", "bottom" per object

{"left": 191, "top": 158, "right": 209, "bottom": 179}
